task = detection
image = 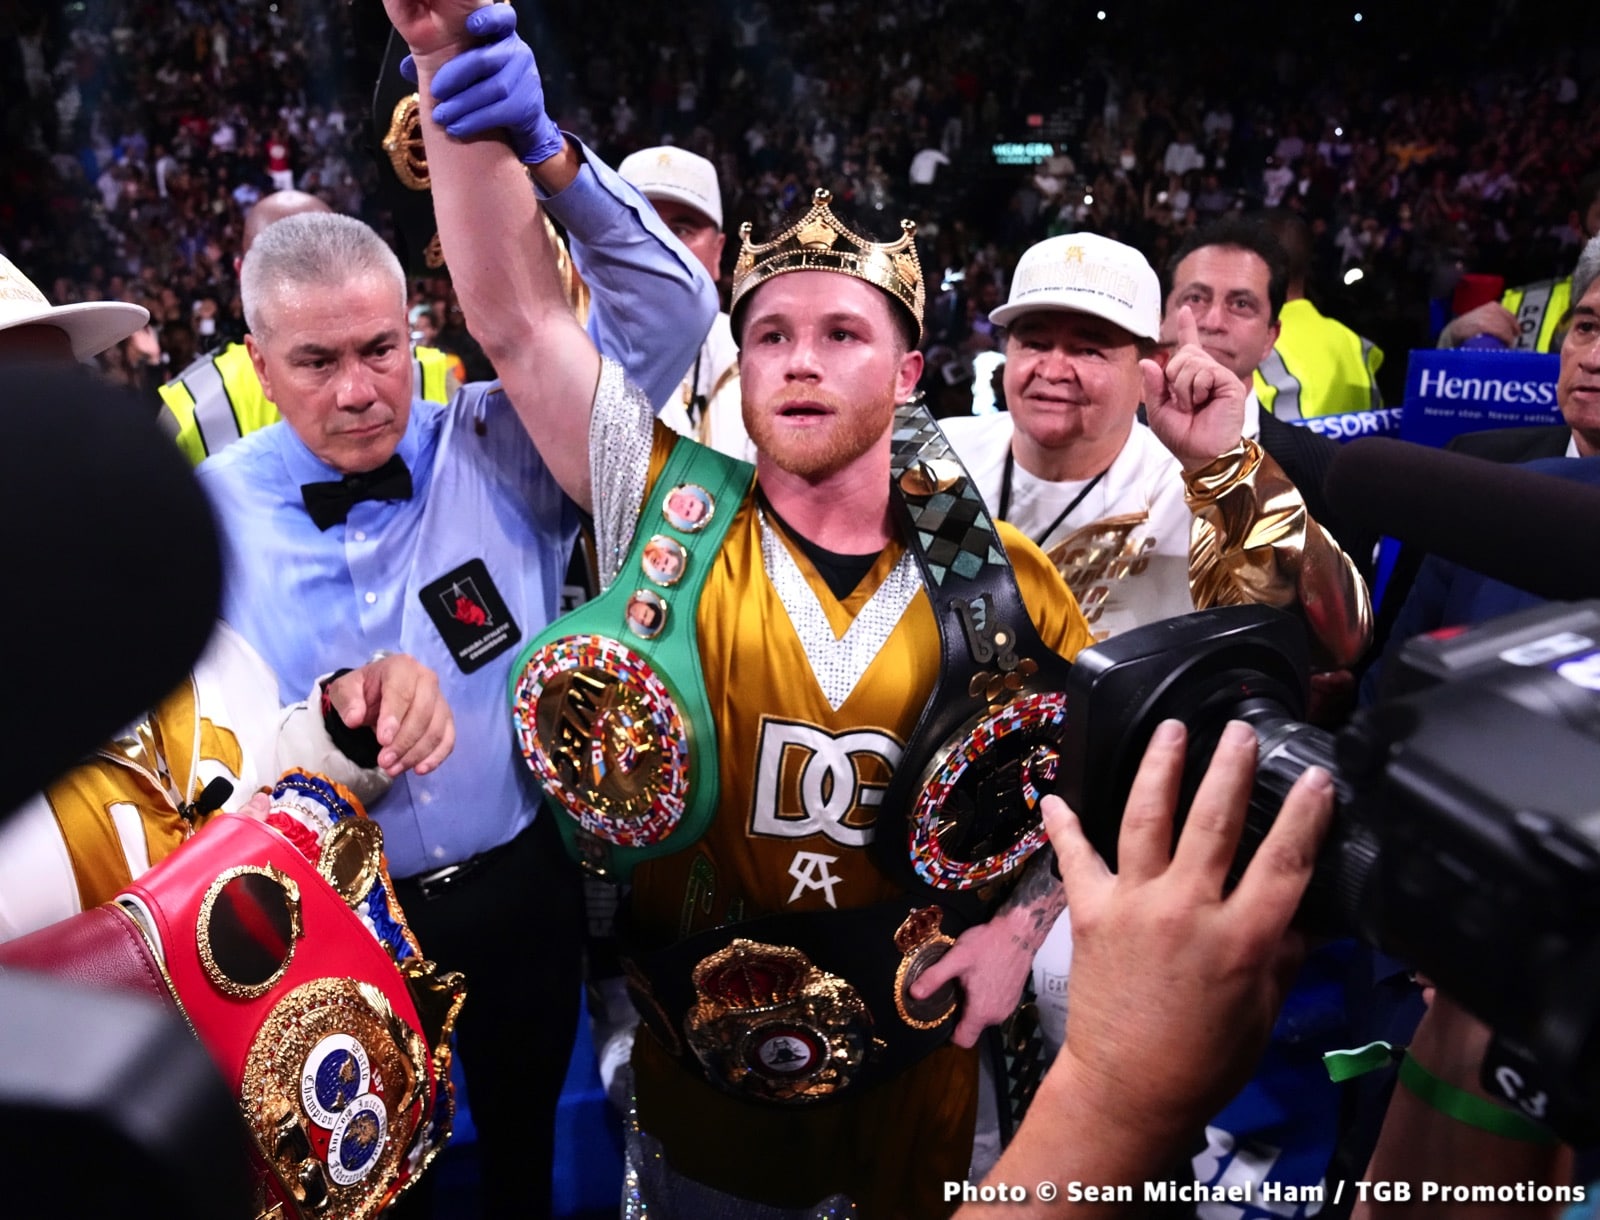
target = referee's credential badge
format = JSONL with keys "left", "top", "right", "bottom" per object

{"left": 421, "top": 559, "right": 521, "bottom": 673}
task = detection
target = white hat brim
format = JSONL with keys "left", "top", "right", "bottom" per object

{"left": 1, "top": 300, "right": 151, "bottom": 361}
{"left": 632, "top": 183, "right": 723, "bottom": 230}
{"left": 988, "top": 295, "right": 1159, "bottom": 341}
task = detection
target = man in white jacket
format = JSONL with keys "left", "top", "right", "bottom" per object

{"left": 942, "top": 232, "right": 1369, "bottom": 665}
{"left": 619, "top": 145, "right": 751, "bottom": 460}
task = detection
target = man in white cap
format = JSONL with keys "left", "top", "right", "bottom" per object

{"left": 941, "top": 231, "right": 1370, "bottom": 667}
{"left": 942, "top": 229, "right": 1372, "bottom": 1186}
{"left": 618, "top": 145, "right": 751, "bottom": 459}
{"left": 0, "top": 251, "right": 150, "bottom": 363}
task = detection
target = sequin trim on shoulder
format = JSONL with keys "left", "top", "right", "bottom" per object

{"left": 590, "top": 356, "right": 657, "bottom": 590}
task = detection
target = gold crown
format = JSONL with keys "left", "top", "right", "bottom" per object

{"left": 730, "top": 188, "right": 924, "bottom": 344}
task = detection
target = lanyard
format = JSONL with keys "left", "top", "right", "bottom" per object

{"left": 685, "top": 346, "right": 707, "bottom": 434}
{"left": 997, "top": 446, "right": 1108, "bottom": 549}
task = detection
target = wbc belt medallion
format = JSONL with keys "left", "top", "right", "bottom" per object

{"left": 684, "top": 939, "right": 876, "bottom": 1103}
{"left": 512, "top": 635, "right": 690, "bottom": 847}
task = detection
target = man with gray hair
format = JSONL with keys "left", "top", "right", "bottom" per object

{"left": 1368, "top": 233, "right": 1600, "bottom": 696}
{"left": 1435, "top": 233, "right": 1600, "bottom": 466}
{"left": 197, "top": 135, "right": 716, "bottom": 1215}
{"left": 1367, "top": 235, "right": 1600, "bottom": 672}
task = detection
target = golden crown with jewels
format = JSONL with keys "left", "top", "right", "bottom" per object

{"left": 730, "top": 188, "right": 925, "bottom": 344}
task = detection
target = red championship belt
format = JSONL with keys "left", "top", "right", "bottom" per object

{"left": 0, "top": 772, "right": 465, "bottom": 1220}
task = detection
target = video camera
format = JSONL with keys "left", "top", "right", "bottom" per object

{"left": 1058, "top": 601, "right": 1600, "bottom": 1144}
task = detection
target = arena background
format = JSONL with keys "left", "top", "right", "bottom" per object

{"left": 1, "top": 0, "right": 1595, "bottom": 1213}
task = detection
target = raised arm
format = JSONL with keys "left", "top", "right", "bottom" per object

{"left": 385, "top": 0, "right": 600, "bottom": 510}
{"left": 1146, "top": 307, "right": 1373, "bottom": 669}
{"left": 417, "top": 5, "right": 716, "bottom": 409}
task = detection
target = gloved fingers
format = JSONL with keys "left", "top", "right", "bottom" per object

{"left": 464, "top": 3, "right": 520, "bottom": 40}
{"left": 429, "top": 37, "right": 519, "bottom": 109}
{"left": 440, "top": 94, "right": 531, "bottom": 141}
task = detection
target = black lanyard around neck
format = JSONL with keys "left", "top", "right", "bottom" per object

{"left": 685, "top": 346, "right": 706, "bottom": 432}
{"left": 997, "top": 445, "right": 1109, "bottom": 549}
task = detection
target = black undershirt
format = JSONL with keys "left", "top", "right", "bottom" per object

{"left": 760, "top": 494, "right": 882, "bottom": 601}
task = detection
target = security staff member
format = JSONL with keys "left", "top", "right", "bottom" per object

{"left": 1437, "top": 172, "right": 1600, "bottom": 353}
{"left": 158, "top": 190, "right": 459, "bottom": 465}
{"left": 1254, "top": 210, "right": 1384, "bottom": 419}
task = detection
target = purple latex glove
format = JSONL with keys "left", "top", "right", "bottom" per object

{"left": 398, "top": 5, "right": 564, "bottom": 166}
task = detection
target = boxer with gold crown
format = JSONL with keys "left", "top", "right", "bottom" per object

{"left": 387, "top": 4, "right": 1092, "bottom": 1211}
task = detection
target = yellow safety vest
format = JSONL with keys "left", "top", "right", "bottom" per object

{"left": 1502, "top": 277, "right": 1572, "bottom": 353}
{"left": 158, "top": 342, "right": 455, "bottom": 466}
{"left": 1254, "top": 298, "right": 1384, "bottom": 420}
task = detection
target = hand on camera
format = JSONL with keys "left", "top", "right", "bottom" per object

{"left": 1043, "top": 718, "right": 1335, "bottom": 1150}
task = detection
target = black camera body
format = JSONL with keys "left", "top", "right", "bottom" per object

{"left": 1057, "top": 602, "right": 1600, "bottom": 1142}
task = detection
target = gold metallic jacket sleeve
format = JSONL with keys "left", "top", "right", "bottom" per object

{"left": 1184, "top": 439, "right": 1373, "bottom": 669}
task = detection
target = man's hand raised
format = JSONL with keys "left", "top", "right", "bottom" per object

{"left": 1142, "top": 305, "right": 1250, "bottom": 472}
{"left": 400, "top": 5, "right": 566, "bottom": 168}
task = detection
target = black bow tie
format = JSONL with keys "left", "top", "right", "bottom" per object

{"left": 301, "top": 455, "right": 414, "bottom": 530}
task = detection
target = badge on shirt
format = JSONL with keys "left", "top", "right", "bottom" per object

{"left": 420, "top": 559, "right": 521, "bottom": 673}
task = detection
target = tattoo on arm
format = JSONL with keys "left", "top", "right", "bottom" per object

{"left": 995, "top": 851, "right": 1067, "bottom": 948}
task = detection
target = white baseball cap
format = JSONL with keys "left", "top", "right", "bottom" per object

{"left": 989, "top": 233, "right": 1161, "bottom": 341}
{"left": 618, "top": 146, "right": 723, "bottom": 230}
{"left": 0, "top": 252, "right": 149, "bottom": 360}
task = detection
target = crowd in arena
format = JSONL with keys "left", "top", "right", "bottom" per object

{"left": 1, "top": 2, "right": 1598, "bottom": 1217}
{"left": 3, "top": 0, "right": 1595, "bottom": 407}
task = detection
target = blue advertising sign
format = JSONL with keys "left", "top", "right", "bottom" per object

{"left": 1299, "top": 408, "right": 1405, "bottom": 443}
{"left": 1400, "top": 348, "right": 1561, "bottom": 448}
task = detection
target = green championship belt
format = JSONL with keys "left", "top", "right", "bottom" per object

{"left": 510, "top": 441, "right": 754, "bottom": 880}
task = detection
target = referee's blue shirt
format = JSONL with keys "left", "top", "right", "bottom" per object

{"left": 200, "top": 141, "right": 714, "bottom": 877}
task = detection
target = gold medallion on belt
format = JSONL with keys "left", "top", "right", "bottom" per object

{"left": 891, "top": 907, "right": 958, "bottom": 1030}
{"left": 684, "top": 939, "right": 877, "bottom": 1103}
{"left": 240, "top": 977, "right": 426, "bottom": 1219}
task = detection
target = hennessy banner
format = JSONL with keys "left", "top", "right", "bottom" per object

{"left": 1401, "top": 349, "right": 1560, "bottom": 449}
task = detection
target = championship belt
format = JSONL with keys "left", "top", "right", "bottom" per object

{"left": 0, "top": 772, "right": 465, "bottom": 1220}
{"left": 626, "top": 898, "right": 969, "bottom": 1105}
{"left": 875, "top": 401, "right": 1075, "bottom": 893}
{"left": 510, "top": 440, "right": 755, "bottom": 880}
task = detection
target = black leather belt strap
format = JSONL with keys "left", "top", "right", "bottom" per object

{"left": 399, "top": 820, "right": 532, "bottom": 901}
